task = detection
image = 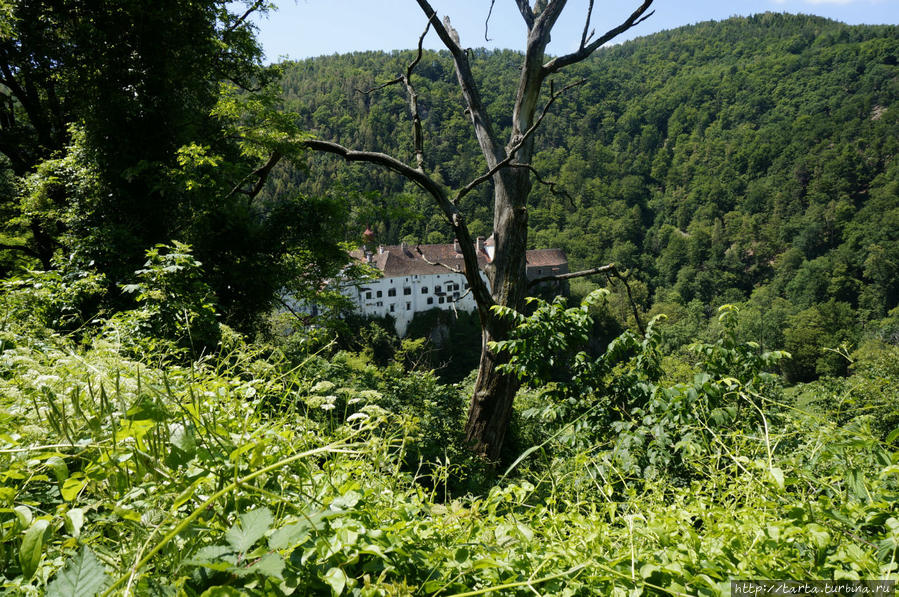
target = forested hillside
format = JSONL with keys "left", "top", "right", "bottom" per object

{"left": 272, "top": 13, "right": 899, "bottom": 380}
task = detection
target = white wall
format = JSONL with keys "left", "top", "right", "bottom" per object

{"left": 343, "top": 271, "right": 488, "bottom": 337}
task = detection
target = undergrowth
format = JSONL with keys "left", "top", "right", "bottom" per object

{"left": 0, "top": 293, "right": 897, "bottom": 595}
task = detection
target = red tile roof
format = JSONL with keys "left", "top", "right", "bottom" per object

{"left": 526, "top": 248, "right": 568, "bottom": 268}
{"left": 351, "top": 242, "right": 567, "bottom": 278}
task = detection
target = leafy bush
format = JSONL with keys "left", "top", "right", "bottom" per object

{"left": 495, "top": 300, "right": 790, "bottom": 483}
{"left": 105, "top": 241, "right": 220, "bottom": 358}
{"left": 0, "top": 267, "right": 106, "bottom": 337}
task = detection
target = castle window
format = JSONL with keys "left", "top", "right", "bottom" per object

{"left": 403, "top": 287, "right": 411, "bottom": 295}
{"left": 421, "top": 287, "right": 428, "bottom": 294}
{"left": 438, "top": 297, "right": 445, "bottom": 304}
{"left": 427, "top": 297, "right": 433, "bottom": 305}
{"left": 376, "top": 290, "right": 382, "bottom": 298}
{"left": 390, "top": 304, "right": 395, "bottom": 312}
{"left": 406, "top": 302, "right": 411, "bottom": 311}
{"left": 435, "top": 285, "right": 441, "bottom": 293}
{"left": 365, "top": 291, "right": 372, "bottom": 299}
{"left": 388, "top": 288, "right": 396, "bottom": 297}
{"left": 453, "top": 292, "right": 460, "bottom": 300}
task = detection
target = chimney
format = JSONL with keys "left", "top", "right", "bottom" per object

{"left": 453, "top": 238, "right": 461, "bottom": 253}
{"left": 476, "top": 236, "right": 485, "bottom": 253}
{"left": 401, "top": 241, "right": 409, "bottom": 254}
{"left": 378, "top": 245, "right": 384, "bottom": 254}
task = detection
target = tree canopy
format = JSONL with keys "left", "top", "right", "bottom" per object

{"left": 0, "top": 0, "right": 349, "bottom": 334}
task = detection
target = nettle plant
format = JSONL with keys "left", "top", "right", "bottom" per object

{"left": 492, "top": 296, "right": 790, "bottom": 480}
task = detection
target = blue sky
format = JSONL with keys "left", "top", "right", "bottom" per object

{"left": 250, "top": 0, "right": 899, "bottom": 63}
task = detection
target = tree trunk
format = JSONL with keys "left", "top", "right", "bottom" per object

{"left": 464, "top": 170, "right": 531, "bottom": 461}
{"left": 465, "top": 324, "right": 519, "bottom": 460}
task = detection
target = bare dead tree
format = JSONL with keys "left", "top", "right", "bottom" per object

{"left": 302, "top": 1, "right": 654, "bottom": 461}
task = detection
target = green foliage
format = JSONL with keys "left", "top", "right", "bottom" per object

{"left": 0, "top": 266, "right": 106, "bottom": 336}
{"left": 45, "top": 547, "right": 106, "bottom": 597}
{"left": 1, "top": 9, "right": 898, "bottom": 595}
{"left": 1, "top": 324, "right": 897, "bottom": 595}
{"left": 495, "top": 300, "right": 791, "bottom": 482}
{"left": 107, "top": 242, "right": 219, "bottom": 358}
{"left": 1, "top": 0, "right": 349, "bottom": 336}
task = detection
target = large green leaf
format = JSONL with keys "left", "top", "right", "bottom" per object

{"left": 60, "top": 475, "right": 88, "bottom": 502}
{"left": 46, "top": 546, "right": 107, "bottom": 597}
{"left": 236, "top": 552, "right": 285, "bottom": 580}
{"left": 19, "top": 518, "right": 50, "bottom": 580}
{"left": 323, "top": 567, "right": 347, "bottom": 596}
{"left": 64, "top": 508, "right": 85, "bottom": 538}
{"left": 225, "top": 507, "right": 273, "bottom": 554}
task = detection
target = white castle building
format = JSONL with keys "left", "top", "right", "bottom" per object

{"left": 343, "top": 234, "right": 568, "bottom": 337}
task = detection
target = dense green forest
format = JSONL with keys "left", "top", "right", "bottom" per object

{"left": 1, "top": 3, "right": 898, "bottom": 595}
{"left": 273, "top": 13, "right": 899, "bottom": 381}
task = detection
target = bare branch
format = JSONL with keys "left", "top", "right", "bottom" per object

{"left": 534, "top": 0, "right": 567, "bottom": 31}
{"left": 354, "top": 22, "right": 431, "bottom": 169}
{"left": 246, "top": 151, "right": 282, "bottom": 200}
{"left": 607, "top": 268, "right": 646, "bottom": 336}
{"left": 224, "top": 150, "right": 282, "bottom": 203}
{"left": 528, "top": 263, "right": 646, "bottom": 335}
{"left": 455, "top": 79, "right": 584, "bottom": 203}
{"left": 515, "top": 0, "right": 535, "bottom": 28}
{"left": 276, "top": 296, "right": 313, "bottom": 324}
{"left": 580, "top": 0, "right": 595, "bottom": 49}
{"left": 485, "top": 0, "right": 497, "bottom": 41}
{"left": 415, "top": 246, "right": 462, "bottom": 274}
{"left": 304, "top": 139, "right": 437, "bottom": 195}
{"left": 227, "top": 0, "right": 267, "bottom": 33}
{"left": 355, "top": 77, "right": 403, "bottom": 95}
{"left": 405, "top": 22, "right": 431, "bottom": 170}
{"left": 303, "top": 138, "right": 494, "bottom": 311}
{"left": 542, "top": 0, "right": 655, "bottom": 75}
{"left": 505, "top": 163, "right": 573, "bottom": 203}
{"left": 415, "top": 0, "right": 503, "bottom": 168}
{"left": 528, "top": 263, "right": 615, "bottom": 287}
